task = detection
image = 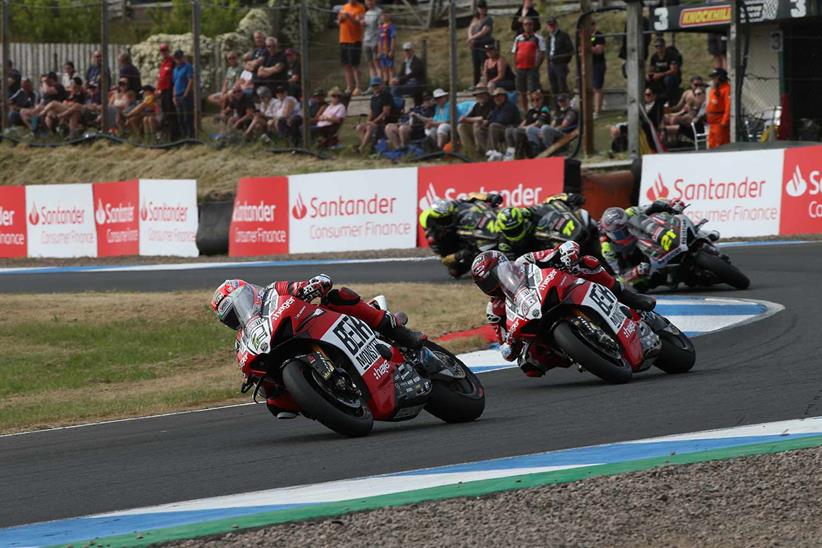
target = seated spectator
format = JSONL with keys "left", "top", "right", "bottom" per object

{"left": 540, "top": 93, "right": 578, "bottom": 150}
{"left": 486, "top": 87, "right": 521, "bottom": 157}
{"left": 126, "top": 85, "right": 161, "bottom": 138}
{"left": 609, "top": 87, "right": 663, "bottom": 153}
{"left": 664, "top": 75, "right": 705, "bottom": 143}
{"left": 269, "top": 86, "right": 301, "bottom": 145}
{"left": 226, "top": 84, "right": 256, "bottom": 132}
{"left": 480, "top": 44, "right": 515, "bottom": 91}
{"left": 21, "top": 72, "right": 67, "bottom": 132}
{"left": 511, "top": 18, "right": 545, "bottom": 111}
{"left": 285, "top": 48, "right": 302, "bottom": 98}
{"left": 107, "top": 78, "right": 134, "bottom": 134}
{"left": 5, "top": 59, "right": 22, "bottom": 96}
{"left": 457, "top": 86, "right": 493, "bottom": 156}
{"left": 245, "top": 86, "right": 275, "bottom": 139}
{"left": 118, "top": 52, "right": 142, "bottom": 95}
{"left": 313, "top": 87, "right": 347, "bottom": 147}
{"left": 505, "top": 88, "right": 551, "bottom": 158}
{"left": 356, "top": 76, "right": 400, "bottom": 153}
{"left": 7, "top": 78, "right": 38, "bottom": 127}
{"left": 646, "top": 37, "right": 682, "bottom": 103}
{"left": 386, "top": 89, "right": 435, "bottom": 150}
{"left": 391, "top": 42, "right": 425, "bottom": 105}
{"left": 255, "top": 37, "right": 287, "bottom": 92}
{"left": 42, "top": 76, "right": 89, "bottom": 138}
{"left": 209, "top": 52, "right": 243, "bottom": 111}
{"left": 426, "top": 88, "right": 453, "bottom": 150}
{"left": 82, "top": 81, "right": 103, "bottom": 129}
{"left": 61, "top": 61, "right": 77, "bottom": 89}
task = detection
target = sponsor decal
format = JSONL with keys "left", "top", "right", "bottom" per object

{"left": 93, "top": 180, "right": 139, "bottom": 257}
{"left": 0, "top": 186, "right": 26, "bottom": 258}
{"left": 25, "top": 184, "right": 97, "bottom": 258}
{"left": 270, "top": 296, "right": 295, "bottom": 323}
{"left": 780, "top": 145, "right": 822, "bottom": 235}
{"left": 325, "top": 315, "right": 382, "bottom": 375}
{"left": 138, "top": 179, "right": 199, "bottom": 257}
{"left": 229, "top": 177, "right": 289, "bottom": 257}
{"left": 679, "top": 5, "right": 731, "bottom": 27}
{"left": 291, "top": 193, "right": 308, "bottom": 220}
{"left": 372, "top": 361, "right": 391, "bottom": 381}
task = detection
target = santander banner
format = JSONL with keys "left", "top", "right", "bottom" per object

{"left": 229, "top": 177, "right": 289, "bottom": 256}
{"left": 26, "top": 184, "right": 97, "bottom": 257}
{"left": 0, "top": 186, "right": 27, "bottom": 258}
{"left": 640, "top": 150, "right": 784, "bottom": 237}
{"left": 780, "top": 145, "right": 822, "bottom": 235}
{"left": 417, "top": 157, "right": 565, "bottom": 245}
{"left": 288, "top": 168, "right": 418, "bottom": 253}
{"left": 93, "top": 180, "right": 139, "bottom": 257}
{"left": 138, "top": 179, "right": 199, "bottom": 257}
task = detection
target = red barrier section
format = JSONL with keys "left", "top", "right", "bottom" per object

{"left": 780, "top": 145, "right": 822, "bottom": 235}
{"left": 229, "top": 177, "right": 290, "bottom": 257}
{"left": 581, "top": 170, "right": 635, "bottom": 219}
{"left": 93, "top": 180, "right": 139, "bottom": 257}
{"left": 0, "top": 186, "right": 26, "bottom": 258}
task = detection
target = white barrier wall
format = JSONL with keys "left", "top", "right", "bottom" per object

{"left": 26, "top": 184, "right": 97, "bottom": 258}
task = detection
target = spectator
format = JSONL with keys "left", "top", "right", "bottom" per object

{"left": 208, "top": 51, "right": 243, "bottom": 110}
{"left": 457, "top": 86, "right": 493, "bottom": 156}
{"left": 255, "top": 37, "right": 287, "bottom": 91}
{"left": 83, "top": 81, "right": 103, "bottom": 129}
{"left": 540, "top": 94, "right": 578, "bottom": 149}
{"left": 126, "top": 85, "right": 161, "bottom": 138}
{"left": 42, "top": 76, "right": 88, "bottom": 138}
{"left": 21, "top": 72, "right": 67, "bottom": 131}
{"left": 314, "top": 87, "right": 347, "bottom": 147}
{"left": 545, "top": 16, "right": 574, "bottom": 96}
{"left": 706, "top": 67, "right": 731, "bottom": 149}
{"left": 611, "top": 87, "right": 664, "bottom": 153}
{"left": 85, "top": 50, "right": 110, "bottom": 89}
{"left": 118, "top": 52, "right": 142, "bottom": 95}
{"left": 61, "top": 61, "right": 76, "bottom": 89}
{"left": 664, "top": 76, "right": 706, "bottom": 144}
{"left": 590, "top": 20, "right": 606, "bottom": 118}
{"left": 362, "top": 0, "right": 383, "bottom": 81}
{"left": 294, "top": 87, "right": 328, "bottom": 145}
{"left": 486, "top": 87, "right": 521, "bottom": 156}
{"left": 427, "top": 87, "right": 453, "bottom": 149}
{"left": 386, "top": 89, "right": 434, "bottom": 149}
{"left": 511, "top": 0, "right": 540, "bottom": 35}
{"left": 356, "top": 76, "right": 399, "bottom": 152}
{"left": 505, "top": 88, "right": 551, "bottom": 158}
{"left": 377, "top": 12, "right": 397, "bottom": 85}
{"left": 108, "top": 77, "right": 135, "bottom": 134}
{"left": 5, "top": 60, "right": 22, "bottom": 95}
{"left": 511, "top": 18, "right": 545, "bottom": 110}
{"left": 246, "top": 86, "right": 274, "bottom": 139}
{"left": 242, "top": 32, "right": 268, "bottom": 87}
{"left": 270, "top": 86, "right": 302, "bottom": 146}
{"left": 708, "top": 31, "right": 727, "bottom": 71}
{"left": 647, "top": 37, "right": 682, "bottom": 103}
{"left": 226, "top": 84, "right": 255, "bottom": 132}
{"left": 480, "top": 43, "right": 515, "bottom": 91}
{"left": 467, "top": 0, "right": 494, "bottom": 87}
{"left": 157, "top": 43, "right": 177, "bottom": 140}
{"left": 172, "top": 50, "right": 194, "bottom": 138}
{"left": 338, "top": 0, "right": 366, "bottom": 95}
{"left": 7, "top": 78, "right": 37, "bottom": 127}
{"left": 285, "top": 49, "right": 302, "bottom": 98}
{"left": 391, "top": 42, "right": 425, "bottom": 105}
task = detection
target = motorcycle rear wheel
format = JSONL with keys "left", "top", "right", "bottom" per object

{"left": 282, "top": 360, "right": 374, "bottom": 437}
{"left": 694, "top": 250, "right": 750, "bottom": 289}
{"left": 655, "top": 331, "right": 696, "bottom": 374}
{"left": 552, "top": 322, "right": 633, "bottom": 384}
{"left": 422, "top": 342, "right": 486, "bottom": 423}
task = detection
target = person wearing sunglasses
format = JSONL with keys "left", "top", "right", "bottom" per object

{"left": 663, "top": 75, "right": 706, "bottom": 144}
{"left": 646, "top": 37, "right": 682, "bottom": 102}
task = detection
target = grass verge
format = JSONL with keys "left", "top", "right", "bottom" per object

{"left": 0, "top": 283, "right": 488, "bottom": 433}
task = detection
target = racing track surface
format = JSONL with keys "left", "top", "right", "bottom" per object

{"left": 1, "top": 243, "right": 821, "bottom": 528}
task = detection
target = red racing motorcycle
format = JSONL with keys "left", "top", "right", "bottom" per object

{"left": 499, "top": 260, "right": 695, "bottom": 383}
{"left": 231, "top": 285, "right": 485, "bottom": 437}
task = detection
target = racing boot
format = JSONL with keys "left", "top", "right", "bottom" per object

{"left": 376, "top": 312, "right": 426, "bottom": 350}
{"left": 611, "top": 282, "right": 656, "bottom": 312}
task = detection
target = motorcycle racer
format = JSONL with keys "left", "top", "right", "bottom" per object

{"left": 471, "top": 244, "right": 656, "bottom": 376}
{"left": 496, "top": 193, "right": 587, "bottom": 260}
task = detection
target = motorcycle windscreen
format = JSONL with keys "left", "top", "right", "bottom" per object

{"left": 498, "top": 262, "right": 542, "bottom": 320}
{"left": 232, "top": 284, "right": 263, "bottom": 328}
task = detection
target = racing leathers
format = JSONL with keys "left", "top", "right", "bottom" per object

{"left": 485, "top": 245, "right": 655, "bottom": 376}
{"left": 497, "top": 193, "right": 588, "bottom": 260}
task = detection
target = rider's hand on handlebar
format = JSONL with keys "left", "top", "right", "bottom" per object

{"left": 558, "top": 241, "right": 581, "bottom": 269}
{"left": 298, "top": 274, "right": 333, "bottom": 301}
{"left": 670, "top": 198, "right": 688, "bottom": 213}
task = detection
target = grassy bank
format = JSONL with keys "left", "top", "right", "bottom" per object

{"left": 0, "top": 283, "right": 489, "bottom": 433}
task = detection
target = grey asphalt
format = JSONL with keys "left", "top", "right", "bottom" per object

{"left": 1, "top": 243, "right": 821, "bottom": 528}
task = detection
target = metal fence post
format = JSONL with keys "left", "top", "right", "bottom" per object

{"left": 299, "top": 0, "right": 310, "bottom": 148}
{"left": 100, "top": 0, "right": 109, "bottom": 135}
{"left": 1, "top": 0, "right": 9, "bottom": 134}
{"left": 448, "top": 0, "right": 458, "bottom": 152}
{"left": 192, "top": 0, "right": 201, "bottom": 140}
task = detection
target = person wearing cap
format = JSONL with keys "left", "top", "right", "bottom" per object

{"left": 313, "top": 87, "right": 347, "bottom": 147}
{"left": 467, "top": 0, "right": 494, "bottom": 87}
{"left": 157, "top": 43, "right": 177, "bottom": 140}
{"left": 511, "top": 17, "right": 545, "bottom": 111}
{"left": 362, "top": 0, "right": 383, "bottom": 82}
{"left": 356, "top": 76, "right": 400, "bottom": 152}
{"left": 458, "top": 86, "right": 494, "bottom": 156}
{"left": 544, "top": 16, "right": 573, "bottom": 96}
{"left": 706, "top": 68, "right": 731, "bottom": 149}
{"left": 486, "top": 87, "right": 521, "bottom": 155}
{"left": 285, "top": 49, "right": 302, "bottom": 98}
{"left": 172, "top": 50, "right": 194, "bottom": 138}
{"left": 391, "top": 42, "right": 425, "bottom": 105}
{"left": 480, "top": 43, "right": 515, "bottom": 92}
{"left": 227, "top": 83, "right": 256, "bottom": 132}
{"left": 647, "top": 37, "right": 682, "bottom": 102}
{"left": 126, "top": 84, "right": 161, "bottom": 138}
{"left": 540, "top": 94, "right": 578, "bottom": 150}
{"left": 386, "top": 90, "right": 434, "bottom": 149}
{"left": 376, "top": 12, "right": 397, "bottom": 85}
{"left": 511, "top": 0, "right": 540, "bottom": 35}
{"left": 338, "top": 0, "right": 366, "bottom": 95}
{"left": 506, "top": 88, "right": 551, "bottom": 158}
{"left": 415, "top": 88, "right": 453, "bottom": 150}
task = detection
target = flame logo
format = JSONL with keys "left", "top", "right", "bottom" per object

{"left": 28, "top": 202, "right": 40, "bottom": 225}
{"left": 646, "top": 173, "right": 670, "bottom": 202}
{"left": 140, "top": 199, "right": 148, "bottom": 222}
{"left": 291, "top": 193, "right": 308, "bottom": 220}
{"left": 95, "top": 199, "right": 107, "bottom": 226}
{"left": 418, "top": 183, "right": 441, "bottom": 211}
{"left": 785, "top": 165, "right": 808, "bottom": 198}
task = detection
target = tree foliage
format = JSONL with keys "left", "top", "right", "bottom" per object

{"left": 9, "top": 0, "right": 101, "bottom": 43}
{"left": 149, "top": 0, "right": 248, "bottom": 37}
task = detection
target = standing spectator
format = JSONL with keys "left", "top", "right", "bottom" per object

{"left": 386, "top": 90, "right": 434, "bottom": 149}
{"left": 540, "top": 94, "right": 578, "bottom": 149}
{"left": 481, "top": 43, "right": 515, "bottom": 91}
{"left": 457, "top": 86, "right": 493, "bottom": 156}
{"left": 545, "top": 16, "right": 574, "bottom": 96}
{"left": 362, "top": 0, "right": 383, "bottom": 82}
{"left": 646, "top": 37, "right": 682, "bottom": 103}
{"left": 242, "top": 32, "right": 268, "bottom": 87}
{"left": 511, "top": 18, "right": 545, "bottom": 110}
{"left": 338, "top": 0, "right": 366, "bottom": 95}
{"left": 505, "top": 89, "right": 551, "bottom": 158}
{"left": 355, "top": 76, "right": 399, "bottom": 152}
{"left": 511, "top": 0, "right": 540, "bottom": 35}
{"left": 285, "top": 49, "right": 302, "bottom": 98}
{"left": 172, "top": 50, "right": 194, "bottom": 138}
{"left": 590, "top": 20, "right": 606, "bottom": 118}
{"left": 391, "top": 42, "right": 425, "bottom": 105}
{"left": 708, "top": 31, "right": 727, "bottom": 71}
{"left": 376, "top": 12, "right": 397, "bottom": 85}
{"left": 255, "top": 37, "right": 287, "bottom": 91}
{"left": 5, "top": 60, "right": 22, "bottom": 96}
{"left": 208, "top": 51, "right": 243, "bottom": 110}
{"left": 61, "top": 62, "right": 76, "bottom": 89}
{"left": 157, "top": 43, "right": 177, "bottom": 140}
{"left": 706, "top": 68, "right": 731, "bottom": 149}
{"left": 85, "top": 50, "right": 110, "bottom": 89}
{"left": 486, "top": 87, "right": 521, "bottom": 156}
{"left": 467, "top": 0, "right": 494, "bottom": 88}
{"left": 7, "top": 78, "right": 37, "bottom": 127}
{"left": 118, "top": 52, "right": 142, "bottom": 95}
{"left": 314, "top": 87, "right": 347, "bottom": 147}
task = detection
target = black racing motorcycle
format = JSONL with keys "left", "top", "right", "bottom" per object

{"left": 534, "top": 201, "right": 605, "bottom": 266}
{"left": 428, "top": 207, "right": 499, "bottom": 278}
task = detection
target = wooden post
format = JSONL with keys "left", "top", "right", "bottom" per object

{"left": 579, "top": 1, "right": 594, "bottom": 156}
{"left": 299, "top": 0, "right": 310, "bottom": 148}
{"left": 192, "top": 0, "right": 202, "bottom": 139}
{"left": 448, "top": 0, "right": 458, "bottom": 151}
{"left": 728, "top": 2, "right": 741, "bottom": 143}
{"left": 1, "top": 0, "right": 9, "bottom": 133}
{"left": 625, "top": 0, "right": 644, "bottom": 159}
{"left": 100, "top": 0, "right": 109, "bottom": 135}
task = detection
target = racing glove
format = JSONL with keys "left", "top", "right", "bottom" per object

{"left": 558, "top": 241, "right": 581, "bottom": 269}
{"left": 297, "top": 274, "right": 333, "bottom": 301}
{"left": 630, "top": 262, "right": 651, "bottom": 280}
{"left": 670, "top": 198, "right": 688, "bottom": 213}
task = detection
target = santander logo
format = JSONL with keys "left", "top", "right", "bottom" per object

{"left": 418, "top": 182, "right": 544, "bottom": 210}
{"left": 95, "top": 198, "right": 135, "bottom": 226}
{"left": 28, "top": 203, "right": 40, "bottom": 225}
{"left": 785, "top": 165, "right": 809, "bottom": 198}
{"left": 140, "top": 198, "right": 188, "bottom": 223}
{"left": 291, "top": 193, "right": 308, "bottom": 220}
{"left": 27, "top": 202, "right": 86, "bottom": 226}
{"left": 95, "top": 199, "right": 107, "bottom": 225}
{"left": 646, "top": 173, "right": 670, "bottom": 202}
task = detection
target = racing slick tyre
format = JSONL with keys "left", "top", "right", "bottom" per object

{"left": 694, "top": 250, "right": 750, "bottom": 289}
{"left": 422, "top": 342, "right": 485, "bottom": 423}
{"left": 282, "top": 360, "right": 373, "bottom": 437}
{"left": 654, "top": 331, "right": 696, "bottom": 374}
{"left": 552, "top": 321, "right": 633, "bottom": 384}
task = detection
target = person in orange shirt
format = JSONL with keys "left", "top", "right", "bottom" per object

{"left": 706, "top": 67, "right": 731, "bottom": 149}
{"left": 338, "top": 0, "right": 366, "bottom": 96}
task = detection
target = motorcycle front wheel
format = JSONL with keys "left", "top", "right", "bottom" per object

{"left": 422, "top": 341, "right": 486, "bottom": 423}
{"left": 552, "top": 321, "right": 633, "bottom": 384}
{"left": 654, "top": 330, "right": 696, "bottom": 374}
{"left": 282, "top": 360, "right": 373, "bottom": 437}
{"left": 694, "top": 250, "right": 751, "bottom": 289}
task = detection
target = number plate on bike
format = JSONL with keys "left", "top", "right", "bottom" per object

{"left": 582, "top": 284, "right": 626, "bottom": 333}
